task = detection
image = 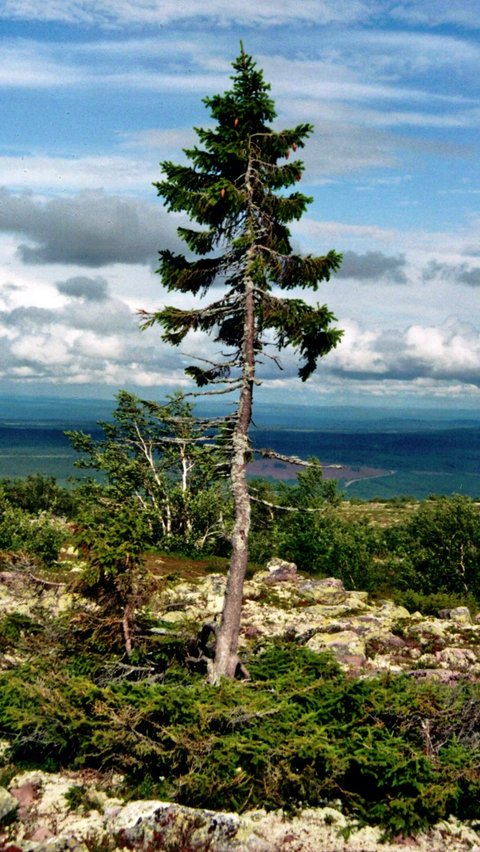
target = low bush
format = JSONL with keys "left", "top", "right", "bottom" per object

{"left": 0, "top": 644, "right": 479, "bottom": 838}
{"left": 0, "top": 474, "right": 77, "bottom": 517}
{"left": 281, "top": 509, "right": 379, "bottom": 590}
{"left": 0, "top": 498, "right": 66, "bottom": 567}
{"left": 392, "top": 589, "right": 479, "bottom": 617}
{"left": 383, "top": 496, "right": 480, "bottom": 601}
{"left": 0, "top": 612, "right": 44, "bottom": 654}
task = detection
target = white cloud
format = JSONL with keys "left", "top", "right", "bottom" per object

{"left": 333, "top": 29, "right": 480, "bottom": 77}
{"left": 0, "top": 156, "right": 156, "bottom": 193}
{"left": 325, "top": 317, "right": 480, "bottom": 387}
{"left": 329, "top": 321, "right": 387, "bottom": 374}
{"left": 1, "top": 262, "right": 480, "bottom": 396}
{"left": 263, "top": 53, "right": 472, "bottom": 107}
{"left": 74, "top": 330, "right": 123, "bottom": 359}
{"left": 10, "top": 333, "right": 70, "bottom": 366}
{"left": 119, "top": 128, "right": 196, "bottom": 153}
{"left": 392, "top": 1, "right": 480, "bottom": 30}
{"left": 0, "top": 0, "right": 376, "bottom": 27}
{"left": 0, "top": 42, "right": 82, "bottom": 88}
{"left": 405, "top": 319, "right": 480, "bottom": 374}
{"left": 295, "top": 218, "right": 401, "bottom": 252}
{"left": 292, "top": 124, "right": 400, "bottom": 180}
{"left": 2, "top": 1, "right": 473, "bottom": 32}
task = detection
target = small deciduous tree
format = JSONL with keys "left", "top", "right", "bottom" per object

{"left": 67, "top": 390, "right": 228, "bottom": 551}
{"left": 141, "top": 47, "right": 343, "bottom": 681}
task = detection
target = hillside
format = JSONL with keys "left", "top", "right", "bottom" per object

{"left": 1, "top": 542, "right": 480, "bottom": 850}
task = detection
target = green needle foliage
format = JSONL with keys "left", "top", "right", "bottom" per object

{"left": 142, "top": 46, "right": 343, "bottom": 680}
{"left": 1, "top": 645, "right": 479, "bottom": 839}
{"left": 144, "top": 48, "right": 342, "bottom": 380}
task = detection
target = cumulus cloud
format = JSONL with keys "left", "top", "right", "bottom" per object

{"left": 336, "top": 250, "right": 407, "bottom": 282}
{"left": 327, "top": 317, "right": 480, "bottom": 387}
{"left": 423, "top": 260, "right": 480, "bottom": 287}
{"left": 229, "top": 315, "right": 480, "bottom": 392}
{"left": 0, "top": 188, "right": 183, "bottom": 267}
{"left": 1, "top": 272, "right": 479, "bottom": 394}
{"left": 0, "top": 282, "right": 185, "bottom": 387}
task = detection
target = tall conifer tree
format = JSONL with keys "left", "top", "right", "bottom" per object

{"left": 142, "top": 47, "right": 343, "bottom": 681}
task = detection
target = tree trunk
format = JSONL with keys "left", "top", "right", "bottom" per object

{"left": 209, "top": 264, "right": 255, "bottom": 683}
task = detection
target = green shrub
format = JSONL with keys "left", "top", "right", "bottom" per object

{"left": 0, "top": 498, "right": 66, "bottom": 566}
{"left": 72, "top": 498, "right": 151, "bottom": 657}
{"left": 64, "top": 783, "right": 103, "bottom": 814}
{"left": 383, "top": 495, "right": 480, "bottom": 601}
{"left": 0, "top": 645, "right": 479, "bottom": 838}
{"left": 0, "top": 612, "right": 44, "bottom": 654}
{"left": 392, "top": 589, "right": 478, "bottom": 617}
{"left": 281, "top": 509, "right": 378, "bottom": 590}
{"left": 0, "top": 474, "right": 77, "bottom": 517}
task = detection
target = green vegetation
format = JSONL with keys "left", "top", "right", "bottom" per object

{"left": 0, "top": 462, "right": 479, "bottom": 838}
{"left": 0, "top": 642, "right": 478, "bottom": 839}
{"left": 383, "top": 495, "right": 480, "bottom": 600}
{"left": 0, "top": 488, "right": 67, "bottom": 567}
{"left": 0, "top": 473, "right": 77, "bottom": 516}
{"left": 66, "top": 391, "right": 230, "bottom": 555}
{"left": 1, "top": 464, "right": 479, "bottom": 612}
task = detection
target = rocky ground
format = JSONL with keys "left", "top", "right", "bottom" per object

{"left": 159, "top": 558, "right": 480, "bottom": 682}
{"left": 1, "top": 768, "right": 480, "bottom": 851}
{"left": 1, "top": 557, "right": 480, "bottom": 850}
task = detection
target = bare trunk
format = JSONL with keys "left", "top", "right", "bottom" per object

{"left": 122, "top": 603, "right": 133, "bottom": 657}
{"left": 209, "top": 267, "right": 255, "bottom": 683}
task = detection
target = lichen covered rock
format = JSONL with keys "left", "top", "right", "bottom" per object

{"left": 3, "top": 774, "right": 480, "bottom": 851}
{"left": 154, "top": 566, "right": 480, "bottom": 679}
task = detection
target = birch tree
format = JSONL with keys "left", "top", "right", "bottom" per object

{"left": 67, "top": 390, "right": 227, "bottom": 550}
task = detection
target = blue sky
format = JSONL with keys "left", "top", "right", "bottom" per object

{"left": 0, "top": 0, "right": 479, "bottom": 408}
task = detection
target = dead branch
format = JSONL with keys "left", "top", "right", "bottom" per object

{"left": 184, "top": 385, "right": 242, "bottom": 398}
{"left": 256, "top": 448, "right": 309, "bottom": 466}
{"left": 249, "top": 489, "right": 328, "bottom": 514}
{"left": 26, "top": 571, "right": 65, "bottom": 588}
{"left": 257, "top": 448, "right": 343, "bottom": 472}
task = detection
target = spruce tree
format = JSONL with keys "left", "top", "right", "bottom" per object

{"left": 141, "top": 46, "right": 343, "bottom": 681}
